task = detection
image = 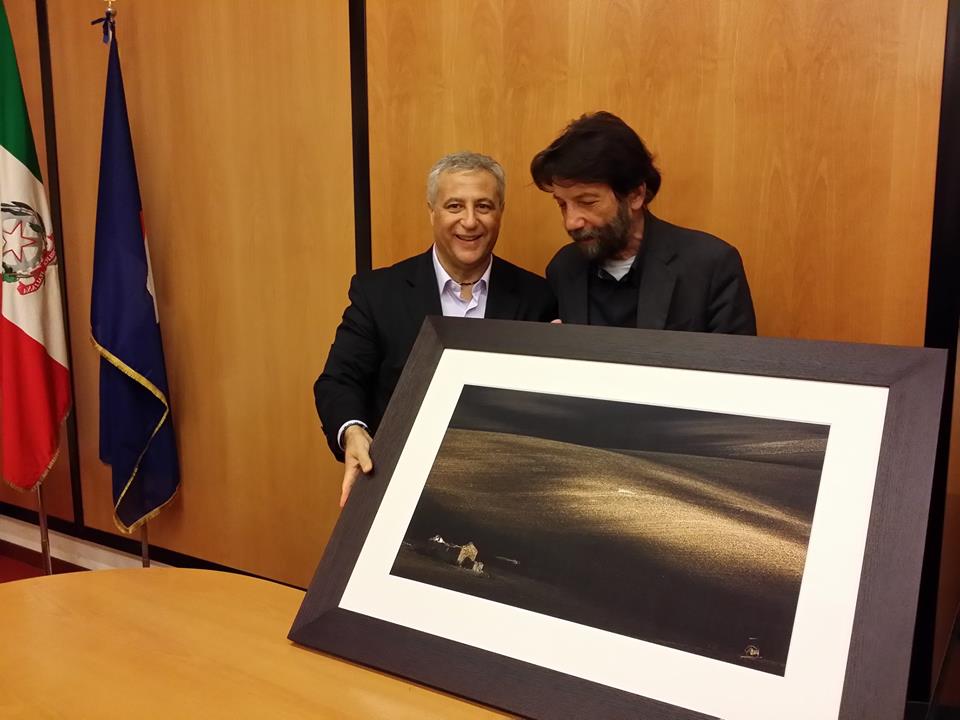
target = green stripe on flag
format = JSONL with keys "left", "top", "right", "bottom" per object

{"left": 0, "top": 2, "right": 42, "bottom": 182}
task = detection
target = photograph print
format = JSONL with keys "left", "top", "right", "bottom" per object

{"left": 390, "top": 385, "right": 830, "bottom": 676}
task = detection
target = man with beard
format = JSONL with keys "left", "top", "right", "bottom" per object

{"left": 531, "top": 112, "right": 756, "bottom": 334}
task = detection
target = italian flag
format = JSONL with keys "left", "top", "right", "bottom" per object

{"left": 0, "top": 3, "right": 70, "bottom": 490}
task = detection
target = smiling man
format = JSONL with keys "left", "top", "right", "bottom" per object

{"left": 531, "top": 112, "right": 756, "bottom": 334}
{"left": 315, "top": 152, "right": 555, "bottom": 506}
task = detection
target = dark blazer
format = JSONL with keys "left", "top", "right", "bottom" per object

{"left": 314, "top": 249, "right": 557, "bottom": 461}
{"left": 546, "top": 212, "right": 756, "bottom": 334}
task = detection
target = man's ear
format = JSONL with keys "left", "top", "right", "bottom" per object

{"left": 427, "top": 203, "right": 436, "bottom": 226}
{"left": 627, "top": 184, "right": 646, "bottom": 212}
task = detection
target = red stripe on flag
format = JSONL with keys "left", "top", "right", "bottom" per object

{"left": 0, "top": 315, "right": 71, "bottom": 489}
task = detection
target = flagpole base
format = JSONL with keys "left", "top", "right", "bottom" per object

{"left": 141, "top": 524, "right": 150, "bottom": 567}
{"left": 36, "top": 484, "right": 53, "bottom": 575}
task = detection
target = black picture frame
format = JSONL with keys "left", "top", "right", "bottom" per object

{"left": 290, "top": 318, "right": 946, "bottom": 720}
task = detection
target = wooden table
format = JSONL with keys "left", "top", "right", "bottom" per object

{"left": 0, "top": 568, "right": 510, "bottom": 719}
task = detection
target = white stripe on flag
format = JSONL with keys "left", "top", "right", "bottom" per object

{"left": 0, "top": 145, "right": 68, "bottom": 369}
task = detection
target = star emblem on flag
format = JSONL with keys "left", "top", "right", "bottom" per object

{"left": 2, "top": 220, "right": 39, "bottom": 263}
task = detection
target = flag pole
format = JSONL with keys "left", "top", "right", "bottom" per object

{"left": 36, "top": 484, "right": 53, "bottom": 575}
{"left": 140, "top": 523, "right": 150, "bottom": 567}
{"left": 91, "top": 0, "right": 180, "bottom": 547}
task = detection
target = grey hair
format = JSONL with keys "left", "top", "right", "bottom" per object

{"left": 426, "top": 151, "right": 506, "bottom": 208}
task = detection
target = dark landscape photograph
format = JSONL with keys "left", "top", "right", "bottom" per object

{"left": 390, "top": 385, "right": 830, "bottom": 675}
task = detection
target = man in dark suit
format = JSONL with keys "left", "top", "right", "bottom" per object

{"left": 530, "top": 112, "right": 756, "bottom": 334}
{"left": 315, "top": 152, "right": 556, "bottom": 506}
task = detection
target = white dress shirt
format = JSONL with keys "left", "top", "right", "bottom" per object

{"left": 432, "top": 245, "right": 492, "bottom": 318}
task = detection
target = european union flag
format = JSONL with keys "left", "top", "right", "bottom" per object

{"left": 91, "top": 22, "right": 179, "bottom": 532}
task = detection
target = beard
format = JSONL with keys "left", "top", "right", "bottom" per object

{"left": 569, "top": 199, "right": 634, "bottom": 262}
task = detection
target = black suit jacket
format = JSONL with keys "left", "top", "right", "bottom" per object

{"left": 314, "top": 249, "right": 557, "bottom": 461}
{"left": 546, "top": 212, "right": 756, "bottom": 334}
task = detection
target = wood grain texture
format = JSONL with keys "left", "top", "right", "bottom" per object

{"left": 0, "top": 0, "right": 73, "bottom": 520}
{"left": 46, "top": 1, "right": 355, "bottom": 585}
{"left": 0, "top": 568, "right": 508, "bottom": 719}
{"left": 367, "top": 0, "right": 946, "bottom": 345}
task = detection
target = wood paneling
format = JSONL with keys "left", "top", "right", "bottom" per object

{"left": 366, "top": 0, "right": 950, "bottom": 688}
{"left": 7, "top": 0, "right": 947, "bottom": 591}
{"left": 48, "top": 1, "right": 355, "bottom": 586}
{"left": 0, "top": 0, "right": 73, "bottom": 521}
{"left": 367, "top": 0, "right": 946, "bottom": 345}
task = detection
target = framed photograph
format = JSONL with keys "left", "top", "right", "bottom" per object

{"left": 290, "top": 318, "right": 945, "bottom": 720}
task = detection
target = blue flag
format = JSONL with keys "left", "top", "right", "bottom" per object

{"left": 91, "top": 24, "right": 179, "bottom": 532}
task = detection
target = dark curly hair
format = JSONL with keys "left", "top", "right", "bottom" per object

{"left": 530, "top": 111, "right": 661, "bottom": 202}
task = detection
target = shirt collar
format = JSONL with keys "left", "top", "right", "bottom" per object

{"left": 432, "top": 245, "right": 493, "bottom": 295}
{"left": 595, "top": 250, "right": 641, "bottom": 283}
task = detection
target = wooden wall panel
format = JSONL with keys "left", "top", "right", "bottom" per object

{"left": 48, "top": 0, "right": 354, "bottom": 586}
{"left": 367, "top": 0, "right": 946, "bottom": 346}
{"left": 0, "top": 0, "right": 73, "bottom": 521}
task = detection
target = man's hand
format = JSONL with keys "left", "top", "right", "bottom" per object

{"left": 341, "top": 424, "right": 373, "bottom": 507}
